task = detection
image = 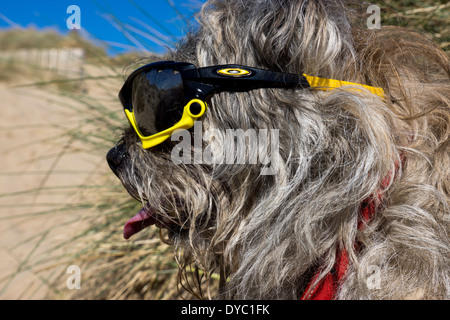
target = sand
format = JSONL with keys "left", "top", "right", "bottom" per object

{"left": 0, "top": 67, "right": 123, "bottom": 299}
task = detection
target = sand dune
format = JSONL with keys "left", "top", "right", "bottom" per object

{"left": 0, "top": 66, "right": 123, "bottom": 299}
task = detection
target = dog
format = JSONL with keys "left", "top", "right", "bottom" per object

{"left": 107, "top": 0, "right": 449, "bottom": 299}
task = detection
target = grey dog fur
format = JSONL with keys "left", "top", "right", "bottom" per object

{"left": 112, "top": 0, "right": 450, "bottom": 299}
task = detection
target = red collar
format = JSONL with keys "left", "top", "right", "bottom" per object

{"left": 299, "top": 198, "right": 374, "bottom": 300}
{"left": 300, "top": 159, "right": 403, "bottom": 300}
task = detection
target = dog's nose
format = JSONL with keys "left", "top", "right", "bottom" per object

{"left": 107, "top": 142, "right": 127, "bottom": 174}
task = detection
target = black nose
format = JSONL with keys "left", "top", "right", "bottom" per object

{"left": 107, "top": 142, "right": 127, "bottom": 175}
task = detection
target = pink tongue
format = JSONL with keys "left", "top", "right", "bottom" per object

{"left": 123, "top": 207, "right": 157, "bottom": 240}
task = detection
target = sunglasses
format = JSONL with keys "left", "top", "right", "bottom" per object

{"left": 119, "top": 61, "right": 384, "bottom": 149}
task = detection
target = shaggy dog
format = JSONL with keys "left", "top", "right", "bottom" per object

{"left": 107, "top": 0, "right": 449, "bottom": 299}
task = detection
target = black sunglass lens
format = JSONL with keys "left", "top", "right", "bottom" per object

{"left": 132, "top": 68, "right": 185, "bottom": 137}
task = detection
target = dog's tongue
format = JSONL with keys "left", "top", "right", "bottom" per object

{"left": 123, "top": 206, "right": 157, "bottom": 240}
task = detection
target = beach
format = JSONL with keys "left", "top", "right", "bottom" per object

{"left": 0, "top": 67, "right": 121, "bottom": 299}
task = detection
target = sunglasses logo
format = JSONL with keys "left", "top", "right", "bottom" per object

{"left": 217, "top": 68, "right": 252, "bottom": 77}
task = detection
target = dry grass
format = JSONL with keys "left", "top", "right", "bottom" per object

{"left": 374, "top": 0, "right": 449, "bottom": 53}
{"left": 0, "top": 28, "right": 107, "bottom": 58}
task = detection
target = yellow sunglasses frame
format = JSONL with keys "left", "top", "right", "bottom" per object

{"left": 126, "top": 75, "right": 384, "bottom": 150}
{"left": 121, "top": 61, "right": 385, "bottom": 150}
{"left": 125, "top": 98, "right": 207, "bottom": 149}
{"left": 303, "top": 74, "right": 385, "bottom": 97}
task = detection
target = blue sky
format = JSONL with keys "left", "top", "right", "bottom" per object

{"left": 0, "top": 0, "right": 205, "bottom": 55}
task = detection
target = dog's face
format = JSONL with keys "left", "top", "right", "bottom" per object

{"left": 107, "top": 0, "right": 384, "bottom": 233}
{"left": 107, "top": 0, "right": 450, "bottom": 300}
